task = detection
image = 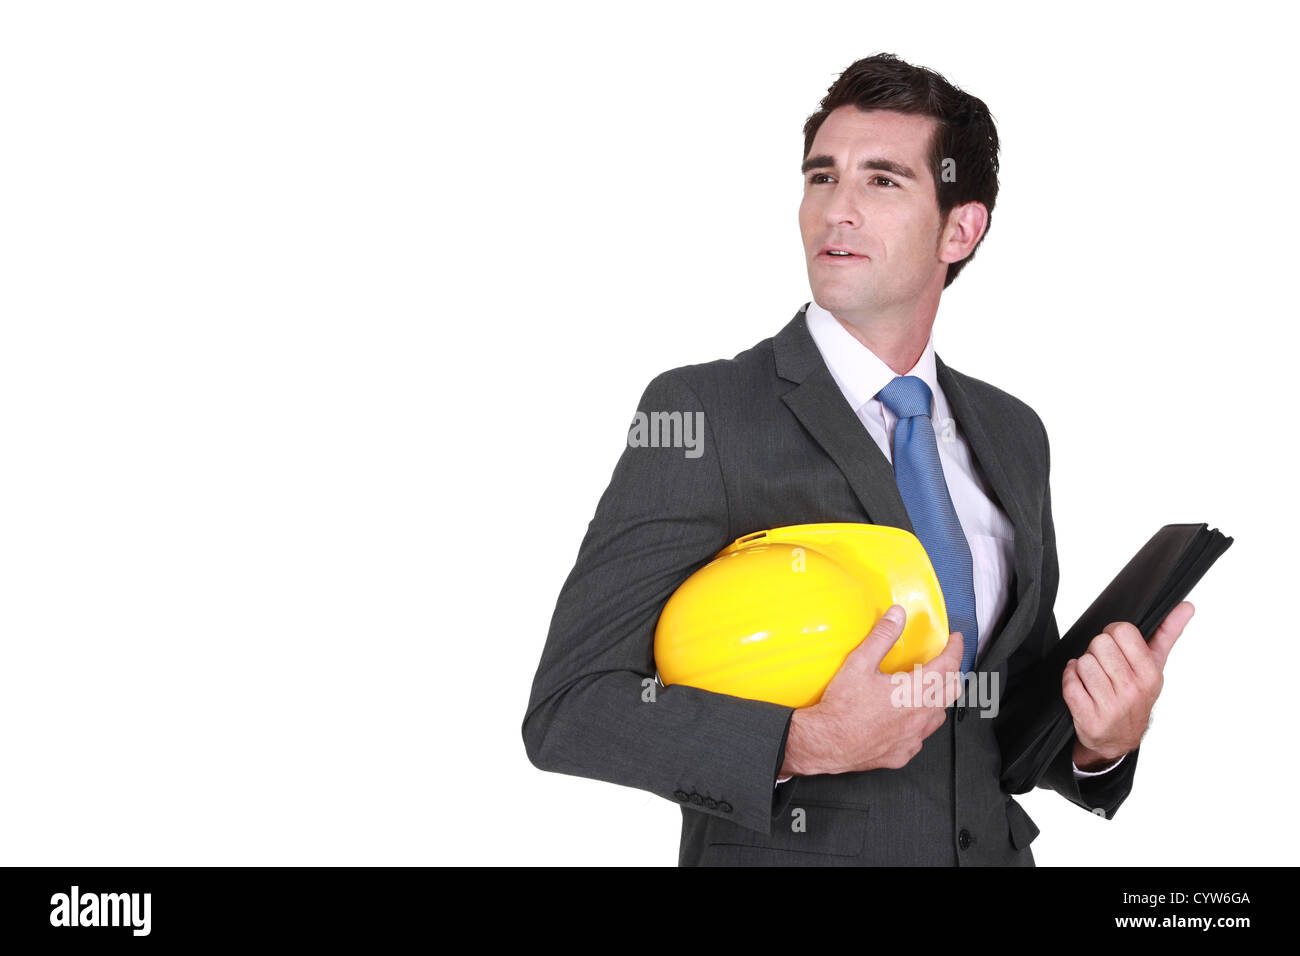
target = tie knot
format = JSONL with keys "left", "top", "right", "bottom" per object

{"left": 876, "top": 375, "right": 933, "bottom": 420}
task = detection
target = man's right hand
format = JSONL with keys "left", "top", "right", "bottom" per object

{"left": 779, "top": 604, "right": 965, "bottom": 777}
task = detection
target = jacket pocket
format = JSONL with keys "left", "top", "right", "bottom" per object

{"left": 705, "top": 800, "right": 869, "bottom": 858}
{"left": 1005, "top": 797, "right": 1040, "bottom": 850}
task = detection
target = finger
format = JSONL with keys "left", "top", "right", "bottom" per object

{"left": 1104, "top": 621, "right": 1162, "bottom": 691}
{"left": 1062, "top": 660, "right": 1099, "bottom": 725}
{"left": 1148, "top": 601, "right": 1194, "bottom": 670}
{"left": 915, "top": 629, "right": 965, "bottom": 701}
{"left": 1088, "top": 631, "right": 1141, "bottom": 697}
{"left": 936, "top": 629, "right": 965, "bottom": 670}
{"left": 850, "top": 604, "right": 908, "bottom": 674}
{"left": 936, "top": 631, "right": 966, "bottom": 704}
{"left": 1074, "top": 651, "right": 1116, "bottom": 710}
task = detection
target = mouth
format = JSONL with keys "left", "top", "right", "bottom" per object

{"left": 817, "top": 245, "right": 868, "bottom": 263}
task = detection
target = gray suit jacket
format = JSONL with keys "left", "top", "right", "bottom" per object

{"left": 522, "top": 305, "right": 1140, "bottom": 866}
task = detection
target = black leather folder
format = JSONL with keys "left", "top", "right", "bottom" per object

{"left": 998, "top": 523, "right": 1233, "bottom": 793}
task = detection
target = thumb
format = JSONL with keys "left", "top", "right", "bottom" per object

{"left": 848, "top": 604, "right": 908, "bottom": 674}
{"left": 1149, "top": 601, "right": 1194, "bottom": 670}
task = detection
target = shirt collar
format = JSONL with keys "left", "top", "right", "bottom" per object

{"left": 805, "top": 299, "right": 941, "bottom": 415}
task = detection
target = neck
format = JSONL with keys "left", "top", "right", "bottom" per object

{"left": 829, "top": 311, "right": 934, "bottom": 375}
{"left": 821, "top": 278, "right": 942, "bottom": 374}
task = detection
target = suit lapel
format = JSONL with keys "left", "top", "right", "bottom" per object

{"left": 773, "top": 307, "right": 1041, "bottom": 669}
{"left": 774, "top": 308, "right": 915, "bottom": 534}
{"left": 935, "top": 356, "right": 1041, "bottom": 668}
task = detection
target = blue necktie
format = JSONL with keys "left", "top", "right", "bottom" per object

{"left": 876, "top": 376, "right": 979, "bottom": 674}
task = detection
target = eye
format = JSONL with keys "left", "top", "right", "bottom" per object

{"left": 808, "top": 173, "right": 834, "bottom": 184}
{"left": 872, "top": 175, "right": 898, "bottom": 188}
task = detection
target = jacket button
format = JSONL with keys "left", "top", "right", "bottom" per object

{"left": 689, "top": 793, "right": 704, "bottom": 805}
{"left": 719, "top": 802, "right": 733, "bottom": 813}
{"left": 674, "top": 790, "right": 689, "bottom": 802}
{"left": 704, "top": 798, "right": 718, "bottom": 809}
{"left": 956, "top": 704, "right": 966, "bottom": 722}
{"left": 958, "top": 828, "right": 973, "bottom": 850}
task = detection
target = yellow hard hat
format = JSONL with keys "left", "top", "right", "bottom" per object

{"left": 653, "top": 523, "right": 949, "bottom": 708}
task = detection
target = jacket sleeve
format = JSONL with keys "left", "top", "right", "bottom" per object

{"left": 1016, "top": 414, "right": 1141, "bottom": 819}
{"left": 521, "top": 368, "right": 796, "bottom": 836}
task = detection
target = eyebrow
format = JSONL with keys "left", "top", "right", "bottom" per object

{"left": 800, "top": 154, "right": 919, "bottom": 181}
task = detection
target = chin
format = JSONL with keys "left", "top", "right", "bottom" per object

{"left": 810, "top": 284, "right": 868, "bottom": 315}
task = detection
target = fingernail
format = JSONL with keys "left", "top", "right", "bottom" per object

{"left": 883, "top": 605, "right": 904, "bottom": 625}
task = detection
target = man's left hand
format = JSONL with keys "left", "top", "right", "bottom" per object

{"left": 1064, "top": 601, "right": 1195, "bottom": 771}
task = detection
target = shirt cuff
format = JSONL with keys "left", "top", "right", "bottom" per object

{"left": 1072, "top": 752, "right": 1126, "bottom": 778}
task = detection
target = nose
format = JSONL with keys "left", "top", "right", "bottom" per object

{"left": 824, "top": 179, "right": 861, "bottom": 229}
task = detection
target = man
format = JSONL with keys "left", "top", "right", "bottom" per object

{"left": 522, "top": 53, "right": 1193, "bottom": 866}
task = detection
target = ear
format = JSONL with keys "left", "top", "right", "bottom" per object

{"left": 937, "top": 201, "right": 989, "bottom": 266}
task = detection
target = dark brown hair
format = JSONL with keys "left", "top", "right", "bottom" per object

{"left": 803, "top": 53, "right": 1000, "bottom": 288}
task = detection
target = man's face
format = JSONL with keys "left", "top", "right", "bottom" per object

{"left": 799, "top": 106, "right": 947, "bottom": 322}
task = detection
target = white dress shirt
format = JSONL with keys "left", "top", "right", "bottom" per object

{"left": 779, "top": 300, "right": 1122, "bottom": 780}
{"left": 806, "top": 301, "right": 1016, "bottom": 663}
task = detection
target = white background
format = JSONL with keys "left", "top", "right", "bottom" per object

{"left": 1, "top": 1, "right": 1293, "bottom": 865}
